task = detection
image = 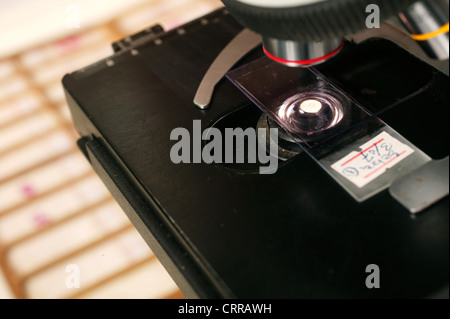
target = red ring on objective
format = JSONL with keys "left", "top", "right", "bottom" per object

{"left": 263, "top": 41, "right": 345, "bottom": 66}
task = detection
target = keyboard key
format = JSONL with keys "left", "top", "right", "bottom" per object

{"left": 0, "top": 76, "right": 28, "bottom": 102}
{"left": 0, "top": 93, "right": 42, "bottom": 128}
{"left": 77, "top": 259, "right": 179, "bottom": 299}
{"left": 0, "top": 131, "right": 74, "bottom": 183}
{"left": 44, "top": 82, "right": 66, "bottom": 104}
{"left": 0, "top": 111, "right": 60, "bottom": 154}
{"left": 0, "top": 153, "right": 91, "bottom": 213}
{"left": 24, "top": 229, "right": 153, "bottom": 299}
{"left": 0, "top": 60, "right": 16, "bottom": 81}
{"left": 57, "top": 102, "right": 73, "bottom": 122}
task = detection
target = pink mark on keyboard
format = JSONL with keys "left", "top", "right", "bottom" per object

{"left": 33, "top": 213, "right": 52, "bottom": 228}
{"left": 22, "top": 184, "right": 37, "bottom": 198}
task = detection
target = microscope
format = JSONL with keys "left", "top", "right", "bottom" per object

{"left": 63, "top": 0, "right": 449, "bottom": 298}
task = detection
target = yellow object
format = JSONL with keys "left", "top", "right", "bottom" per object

{"left": 411, "top": 22, "right": 449, "bottom": 41}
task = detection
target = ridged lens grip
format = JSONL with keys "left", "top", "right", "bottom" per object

{"left": 222, "top": 0, "right": 418, "bottom": 41}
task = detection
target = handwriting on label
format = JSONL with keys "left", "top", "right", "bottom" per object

{"left": 331, "top": 132, "right": 414, "bottom": 188}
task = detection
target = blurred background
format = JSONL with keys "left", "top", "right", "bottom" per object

{"left": 0, "top": 0, "right": 223, "bottom": 299}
